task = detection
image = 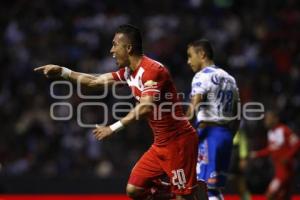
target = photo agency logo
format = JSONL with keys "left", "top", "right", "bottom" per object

{"left": 50, "top": 79, "right": 265, "bottom": 128}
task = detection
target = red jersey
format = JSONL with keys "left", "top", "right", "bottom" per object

{"left": 256, "top": 124, "right": 300, "bottom": 180}
{"left": 111, "top": 56, "right": 195, "bottom": 146}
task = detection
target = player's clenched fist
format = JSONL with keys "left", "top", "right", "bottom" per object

{"left": 34, "top": 64, "right": 63, "bottom": 78}
{"left": 92, "top": 125, "right": 113, "bottom": 140}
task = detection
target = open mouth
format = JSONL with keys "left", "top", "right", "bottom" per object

{"left": 112, "top": 55, "right": 119, "bottom": 66}
{"left": 112, "top": 54, "right": 117, "bottom": 61}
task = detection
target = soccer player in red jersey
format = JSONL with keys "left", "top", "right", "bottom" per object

{"left": 250, "top": 110, "right": 300, "bottom": 200}
{"left": 34, "top": 24, "right": 207, "bottom": 200}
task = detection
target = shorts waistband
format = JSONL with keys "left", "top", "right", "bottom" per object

{"left": 198, "top": 121, "right": 228, "bottom": 129}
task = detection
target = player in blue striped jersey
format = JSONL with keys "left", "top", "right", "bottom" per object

{"left": 186, "top": 39, "right": 240, "bottom": 200}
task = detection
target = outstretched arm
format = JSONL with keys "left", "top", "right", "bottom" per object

{"left": 250, "top": 147, "right": 271, "bottom": 159}
{"left": 92, "top": 95, "right": 155, "bottom": 140}
{"left": 34, "top": 64, "right": 116, "bottom": 89}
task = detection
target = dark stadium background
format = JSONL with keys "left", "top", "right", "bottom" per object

{"left": 0, "top": 0, "right": 300, "bottom": 199}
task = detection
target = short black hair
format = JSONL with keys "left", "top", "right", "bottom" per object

{"left": 116, "top": 24, "right": 143, "bottom": 55}
{"left": 188, "top": 39, "right": 214, "bottom": 60}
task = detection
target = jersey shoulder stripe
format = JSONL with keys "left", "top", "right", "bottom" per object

{"left": 201, "top": 67, "right": 216, "bottom": 73}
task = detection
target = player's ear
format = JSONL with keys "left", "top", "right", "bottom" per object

{"left": 127, "top": 44, "right": 133, "bottom": 55}
{"left": 198, "top": 49, "right": 205, "bottom": 59}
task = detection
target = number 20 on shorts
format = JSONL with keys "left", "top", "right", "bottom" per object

{"left": 171, "top": 169, "right": 187, "bottom": 189}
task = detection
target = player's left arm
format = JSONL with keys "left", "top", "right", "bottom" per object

{"left": 121, "top": 95, "right": 154, "bottom": 125}
{"left": 93, "top": 64, "right": 162, "bottom": 140}
{"left": 250, "top": 147, "right": 271, "bottom": 158}
{"left": 92, "top": 94, "right": 155, "bottom": 140}
{"left": 186, "top": 73, "right": 208, "bottom": 121}
{"left": 186, "top": 94, "right": 203, "bottom": 121}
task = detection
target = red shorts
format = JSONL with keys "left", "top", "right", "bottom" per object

{"left": 128, "top": 132, "right": 198, "bottom": 195}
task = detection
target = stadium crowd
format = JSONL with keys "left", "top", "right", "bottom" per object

{"left": 0, "top": 0, "right": 299, "bottom": 194}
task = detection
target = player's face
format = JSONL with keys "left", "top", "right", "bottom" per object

{"left": 110, "top": 33, "right": 130, "bottom": 68}
{"left": 264, "top": 111, "right": 278, "bottom": 129}
{"left": 187, "top": 46, "right": 202, "bottom": 72}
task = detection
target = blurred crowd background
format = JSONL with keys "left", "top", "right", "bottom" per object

{"left": 0, "top": 0, "right": 300, "bottom": 194}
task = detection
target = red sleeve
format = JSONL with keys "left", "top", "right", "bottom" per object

{"left": 285, "top": 127, "right": 300, "bottom": 159}
{"left": 255, "top": 147, "right": 271, "bottom": 158}
{"left": 286, "top": 140, "right": 300, "bottom": 159}
{"left": 283, "top": 125, "right": 292, "bottom": 139}
{"left": 141, "top": 66, "right": 166, "bottom": 97}
{"left": 111, "top": 68, "right": 126, "bottom": 81}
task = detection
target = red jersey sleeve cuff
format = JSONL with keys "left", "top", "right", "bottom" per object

{"left": 142, "top": 88, "right": 160, "bottom": 97}
{"left": 111, "top": 72, "right": 121, "bottom": 81}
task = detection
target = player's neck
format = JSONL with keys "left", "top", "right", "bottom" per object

{"left": 129, "top": 55, "right": 143, "bottom": 71}
{"left": 201, "top": 60, "right": 215, "bottom": 70}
